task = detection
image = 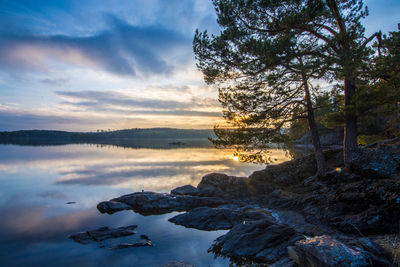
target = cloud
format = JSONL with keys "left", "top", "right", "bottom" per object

{"left": 56, "top": 90, "right": 221, "bottom": 116}
{"left": 39, "top": 78, "right": 69, "bottom": 86}
{"left": 0, "top": 15, "right": 191, "bottom": 77}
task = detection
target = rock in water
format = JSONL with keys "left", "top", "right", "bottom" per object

{"left": 97, "top": 191, "right": 226, "bottom": 215}
{"left": 168, "top": 207, "right": 268, "bottom": 230}
{"left": 209, "top": 218, "right": 303, "bottom": 264}
{"left": 170, "top": 185, "right": 199, "bottom": 195}
{"left": 110, "top": 240, "right": 153, "bottom": 250}
{"left": 69, "top": 225, "right": 137, "bottom": 244}
{"left": 96, "top": 201, "right": 131, "bottom": 214}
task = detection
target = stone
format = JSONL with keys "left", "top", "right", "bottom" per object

{"left": 170, "top": 185, "right": 199, "bottom": 195}
{"left": 97, "top": 201, "right": 131, "bottom": 214}
{"left": 209, "top": 218, "right": 303, "bottom": 265}
{"left": 110, "top": 240, "right": 153, "bottom": 250}
{"left": 290, "top": 235, "right": 392, "bottom": 267}
{"left": 97, "top": 191, "right": 226, "bottom": 215}
{"left": 69, "top": 225, "right": 137, "bottom": 244}
{"left": 197, "top": 173, "right": 249, "bottom": 198}
{"left": 168, "top": 207, "right": 268, "bottom": 230}
{"left": 351, "top": 145, "right": 400, "bottom": 178}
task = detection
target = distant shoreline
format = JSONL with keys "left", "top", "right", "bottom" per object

{"left": 0, "top": 128, "right": 215, "bottom": 149}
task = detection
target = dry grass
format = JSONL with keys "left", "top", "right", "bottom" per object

{"left": 375, "top": 234, "right": 400, "bottom": 266}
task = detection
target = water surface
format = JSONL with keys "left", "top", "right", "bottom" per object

{"left": 0, "top": 144, "right": 291, "bottom": 266}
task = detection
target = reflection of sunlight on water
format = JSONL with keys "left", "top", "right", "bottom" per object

{"left": 0, "top": 145, "right": 292, "bottom": 193}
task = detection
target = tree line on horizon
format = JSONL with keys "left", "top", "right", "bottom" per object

{"left": 194, "top": 0, "right": 400, "bottom": 174}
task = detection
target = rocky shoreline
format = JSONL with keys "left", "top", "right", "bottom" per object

{"left": 88, "top": 138, "right": 400, "bottom": 266}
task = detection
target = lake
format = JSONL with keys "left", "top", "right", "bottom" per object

{"left": 0, "top": 143, "right": 292, "bottom": 266}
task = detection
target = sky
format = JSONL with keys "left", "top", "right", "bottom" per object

{"left": 0, "top": 0, "right": 399, "bottom": 131}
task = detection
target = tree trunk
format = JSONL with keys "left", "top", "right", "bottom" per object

{"left": 343, "top": 77, "right": 359, "bottom": 166}
{"left": 302, "top": 74, "right": 327, "bottom": 175}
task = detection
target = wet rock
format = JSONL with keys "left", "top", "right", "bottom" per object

{"left": 140, "top": 234, "right": 150, "bottom": 240}
{"left": 97, "top": 201, "right": 131, "bottom": 214}
{"left": 168, "top": 207, "right": 268, "bottom": 230}
{"left": 170, "top": 185, "right": 199, "bottom": 196}
{"left": 290, "top": 235, "right": 392, "bottom": 267}
{"left": 209, "top": 218, "right": 303, "bottom": 264}
{"left": 69, "top": 225, "right": 137, "bottom": 244}
{"left": 110, "top": 240, "right": 153, "bottom": 250}
{"left": 197, "top": 173, "right": 249, "bottom": 198}
{"left": 159, "top": 262, "right": 195, "bottom": 267}
{"left": 98, "top": 191, "right": 226, "bottom": 215}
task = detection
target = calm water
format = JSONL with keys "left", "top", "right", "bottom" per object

{"left": 0, "top": 144, "right": 291, "bottom": 267}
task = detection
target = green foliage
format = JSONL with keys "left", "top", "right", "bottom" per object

{"left": 194, "top": 0, "right": 392, "bottom": 162}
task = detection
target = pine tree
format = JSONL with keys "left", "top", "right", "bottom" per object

{"left": 194, "top": 0, "right": 381, "bottom": 166}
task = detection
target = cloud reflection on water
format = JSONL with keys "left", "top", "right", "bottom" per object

{"left": 0, "top": 144, "right": 291, "bottom": 266}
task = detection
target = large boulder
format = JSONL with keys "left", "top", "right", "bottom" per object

{"left": 351, "top": 142, "right": 400, "bottom": 178}
{"left": 170, "top": 185, "right": 199, "bottom": 195}
{"left": 168, "top": 207, "right": 268, "bottom": 230}
{"left": 197, "top": 173, "right": 249, "bottom": 198}
{"left": 289, "top": 235, "right": 392, "bottom": 267}
{"left": 209, "top": 218, "right": 303, "bottom": 265}
{"left": 97, "top": 191, "right": 226, "bottom": 215}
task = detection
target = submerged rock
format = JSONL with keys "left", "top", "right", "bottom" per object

{"left": 170, "top": 185, "right": 199, "bottom": 196}
{"left": 110, "top": 240, "right": 153, "bottom": 250}
{"left": 69, "top": 225, "right": 137, "bottom": 244}
{"left": 168, "top": 207, "right": 268, "bottom": 230}
{"left": 97, "top": 191, "right": 226, "bottom": 215}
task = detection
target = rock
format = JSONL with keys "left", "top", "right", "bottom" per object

{"left": 159, "top": 262, "right": 195, "bottom": 267}
{"left": 168, "top": 207, "right": 268, "bottom": 230}
{"left": 66, "top": 201, "right": 76, "bottom": 204}
{"left": 98, "top": 191, "right": 226, "bottom": 215}
{"left": 110, "top": 240, "right": 153, "bottom": 250}
{"left": 197, "top": 173, "right": 249, "bottom": 198}
{"left": 170, "top": 185, "right": 199, "bottom": 195}
{"left": 97, "top": 201, "right": 131, "bottom": 214}
{"left": 140, "top": 234, "right": 150, "bottom": 240}
{"left": 69, "top": 225, "right": 137, "bottom": 244}
{"left": 351, "top": 145, "right": 400, "bottom": 178}
{"left": 209, "top": 218, "right": 303, "bottom": 265}
{"left": 290, "top": 235, "right": 392, "bottom": 267}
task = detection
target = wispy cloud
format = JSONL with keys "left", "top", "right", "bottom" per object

{"left": 56, "top": 90, "right": 221, "bottom": 116}
{"left": 0, "top": 15, "right": 191, "bottom": 77}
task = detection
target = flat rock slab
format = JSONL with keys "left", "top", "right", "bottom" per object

{"left": 209, "top": 218, "right": 303, "bottom": 265}
{"left": 97, "top": 191, "right": 226, "bottom": 215}
{"left": 168, "top": 207, "right": 268, "bottom": 230}
{"left": 69, "top": 225, "right": 137, "bottom": 244}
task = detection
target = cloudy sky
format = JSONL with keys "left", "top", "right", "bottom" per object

{"left": 0, "top": 0, "right": 399, "bottom": 131}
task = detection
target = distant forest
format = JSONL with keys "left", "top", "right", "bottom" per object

{"left": 0, "top": 128, "right": 215, "bottom": 148}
